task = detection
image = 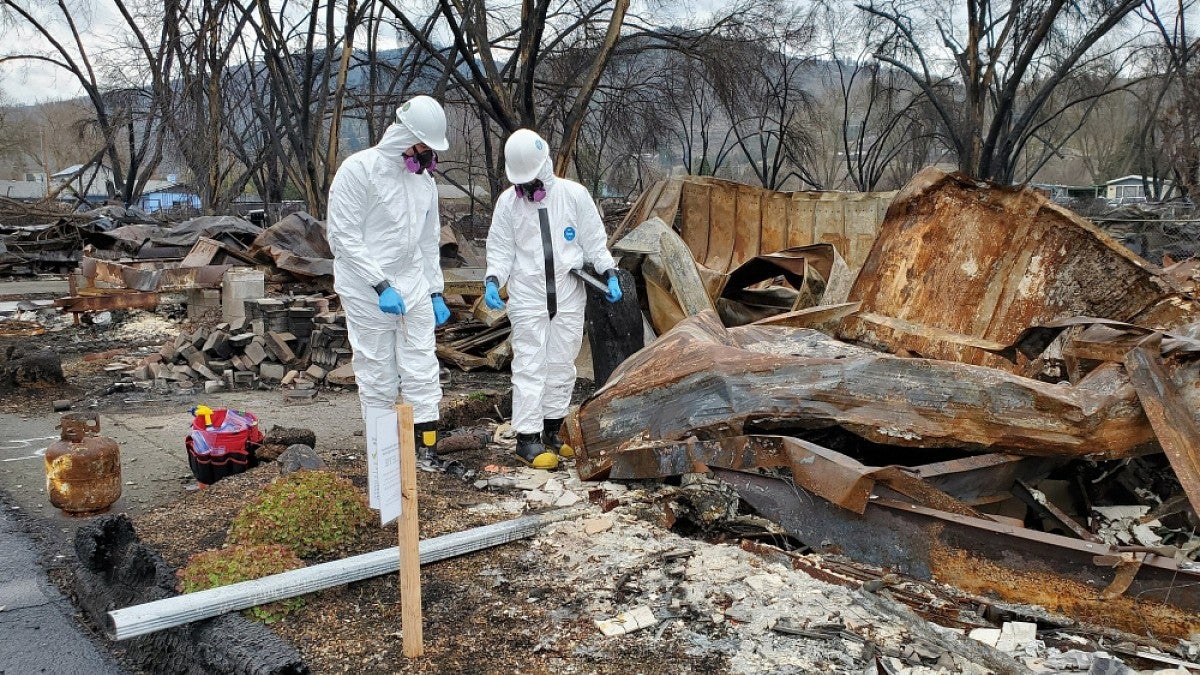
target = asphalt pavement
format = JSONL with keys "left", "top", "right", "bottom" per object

{"left": 0, "top": 508, "right": 125, "bottom": 675}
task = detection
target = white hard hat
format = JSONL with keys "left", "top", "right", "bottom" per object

{"left": 396, "top": 96, "right": 449, "bottom": 151}
{"left": 504, "top": 129, "right": 550, "bottom": 184}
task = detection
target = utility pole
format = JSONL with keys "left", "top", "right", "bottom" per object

{"left": 40, "top": 130, "right": 50, "bottom": 197}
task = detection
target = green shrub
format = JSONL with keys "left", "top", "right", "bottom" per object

{"left": 228, "top": 470, "right": 371, "bottom": 557}
{"left": 177, "top": 544, "right": 306, "bottom": 623}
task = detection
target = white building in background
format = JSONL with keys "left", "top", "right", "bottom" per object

{"left": 0, "top": 179, "right": 47, "bottom": 200}
{"left": 50, "top": 163, "right": 115, "bottom": 200}
{"left": 1105, "top": 175, "right": 1174, "bottom": 203}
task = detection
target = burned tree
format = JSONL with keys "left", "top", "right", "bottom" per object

{"left": 377, "top": 0, "right": 757, "bottom": 196}
{"left": 711, "top": 12, "right": 825, "bottom": 190}
{"left": 231, "top": 0, "right": 368, "bottom": 218}
{"left": 0, "top": 0, "right": 173, "bottom": 205}
{"left": 817, "top": 9, "right": 940, "bottom": 191}
{"left": 1135, "top": 0, "right": 1199, "bottom": 201}
{"left": 160, "top": 0, "right": 265, "bottom": 213}
{"left": 655, "top": 51, "right": 738, "bottom": 178}
{"left": 858, "top": 0, "right": 1146, "bottom": 183}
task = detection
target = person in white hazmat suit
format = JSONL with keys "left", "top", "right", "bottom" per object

{"left": 326, "top": 95, "right": 459, "bottom": 475}
{"left": 484, "top": 129, "right": 623, "bottom": 470}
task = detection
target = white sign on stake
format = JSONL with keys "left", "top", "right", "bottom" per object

{"left": 373, "top": 410, "right": 403, "bottom": 526}
{"left": 364, "top": 408, "right": 396, "bottom": 509}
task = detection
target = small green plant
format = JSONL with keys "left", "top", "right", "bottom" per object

{"left": 228, "top": 470, "right": 371, "bottom": 557}
{"left": 467, "top": 391, "right": 491, "bottom": 402}
{"left": 177, "top": 544, "right": 305, "bottom": 623}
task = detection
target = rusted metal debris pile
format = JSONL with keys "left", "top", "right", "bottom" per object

{"left": 0, "top": 205, "right": 149, "bottom": 275}
{"left": 566, "top": 169, "right": 1200, "bottom": 643}
{"left": 18, "top": 208, "right": 514, "bottom": 372}
{"left": 51, "top": 214, "right": 320, "bottom": 317}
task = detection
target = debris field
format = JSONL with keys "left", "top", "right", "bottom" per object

{"left": 6, "top": 168, "right": 1200, "bottom": 672}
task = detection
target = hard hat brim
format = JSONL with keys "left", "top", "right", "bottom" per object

{"left": 424, "top": 134, "right": 449, "bottom": 152}
{"left": 506, "top": 162, "right": 542, "bottom": 185}
{"left": 397, "top": 116, "right": 449, "bottom": 152}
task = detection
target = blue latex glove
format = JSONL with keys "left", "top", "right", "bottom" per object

{"left": 606, "top": 275, "right": 623, "bottom": 303}
{"left": 432, "top": 294, "right": 451, "bottom": 326}
{"left": 484, "top": 281, "right": 506, "bottom": 310}
{"left": 378, "top": 287, "right": 406, "bottom": 315}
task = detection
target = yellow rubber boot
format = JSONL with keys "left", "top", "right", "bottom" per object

{"left": 515, "top": 433, "right": 558, "bottom": 470}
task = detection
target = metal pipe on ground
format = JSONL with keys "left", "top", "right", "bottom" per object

{"left": 107, "top": 507, "right": 585, "bottom": 640}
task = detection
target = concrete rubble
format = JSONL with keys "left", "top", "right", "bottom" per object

{"left": 96, "top": 295, "right": 354, "bottom": 394}
{"left": 459, "top": 455, "right": 1200, "bottom": 672}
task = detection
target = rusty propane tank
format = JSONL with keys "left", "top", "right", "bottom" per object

{"left": 45, "top": 412, "right": 121, "bottom": 515}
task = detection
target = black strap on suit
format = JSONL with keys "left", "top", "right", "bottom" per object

{"left": 537, "top": 206, "right": 557, "bottom": 319}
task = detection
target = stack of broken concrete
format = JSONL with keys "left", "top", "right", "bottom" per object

{"left": 568, "top": 168, "right": 1200, "bottom": 643}
{"left": 123, "top": 295, "right": 354, "bottom": 395}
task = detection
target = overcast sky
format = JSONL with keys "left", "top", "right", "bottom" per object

{"left": 1, "top": 0, "right": 741, "bottom": 106}
{"left": 1, "top": 0, "right": 120, "bottom": 105}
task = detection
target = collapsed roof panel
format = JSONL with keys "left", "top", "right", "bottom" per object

{"left": 612, "top": 176, "right": 895, "bottom": 334}
{"left": 247, "top": 212, "right": 334, "bottom": 278}
{"left": 569, "top": 311, "right": 1171, "bottom": 481}
{"left": 615, "top": 176, "right": 894, "bottom": 274}
{"left": 840, "top": 169, "right": 1200, "bottom": 371}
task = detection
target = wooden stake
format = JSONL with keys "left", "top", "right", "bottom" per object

{"left": 395, "top": 403, "right": 423, "bottom": 658}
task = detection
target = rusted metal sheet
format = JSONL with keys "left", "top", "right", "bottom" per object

{"left": 609, "top": 177, "right": 685, "bottom": 247}
{"left": 642, "top": 273, "right": 687, "bottom": 337}
{"left": 716, "top": 469, "right": 1200, "bottom": 640}
{"left": 613, "top": 176, "right": 894, "bottom": 332}
{"left": 720, "top": 243, "right": 853, "bottom": 312}
{"left": 849, "top": 312, "right": 1012, "bottom": 357}
{"left": 839, "top": 169, "right": 1200, "bottom": 373}
{"left": 605, "top": 435, "right": 875, "bottom": 513}
{"left": 615, "top": 218, "right": 716, "bottom": 334}
{"left": 573, "top": 311, "right": 1160, "bottom": 479}
{"left": 180, "top": 237, "right": 260, "bottom": 268}
{"left": 997, "top": 317, "right": 1200, "bottom": 384}
{"left": 1065, "top": 327, "right": 1157, "bottom": 363}
{"left": 56, "top": 291, "right": 161, "bottom": 312}
{"left": 913, "top": 454, "right": 1063, "bottom": 505}
{"left": 868, "top": 467, "right": 985, "bottom": 519}
{"left": 81, "top": 257, "right": 230, "bottom": 292}
{"left": 603, "top": 433, "right": 991, "bottom": 519}
{"left": 1125, "top": 344, "right": 1200, "bottom": 515}
{"left": 750, "top": 302, "right": 862, "bottom": 329}
{"left": 704, "top": 181, "right": 737, "bottom": 272}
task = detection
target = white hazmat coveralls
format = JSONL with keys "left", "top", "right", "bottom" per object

{"left": 326, "top": 123, "right": 443, "bottom": 424}
{"left": 485, "top": 159, "right": 616, "bottom": 435}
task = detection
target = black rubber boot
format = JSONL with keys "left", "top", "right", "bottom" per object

{"left": 515, "top": 432, "right": 558, "bottom": 470}
{"left": 542, "top": 418, "right": 574, "bottom": 458}
{"left": 415, "top": 421, "right": 468, "bottom": 477}
{"left": 414, "top": 421, "right": 444, "bottom": 473}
